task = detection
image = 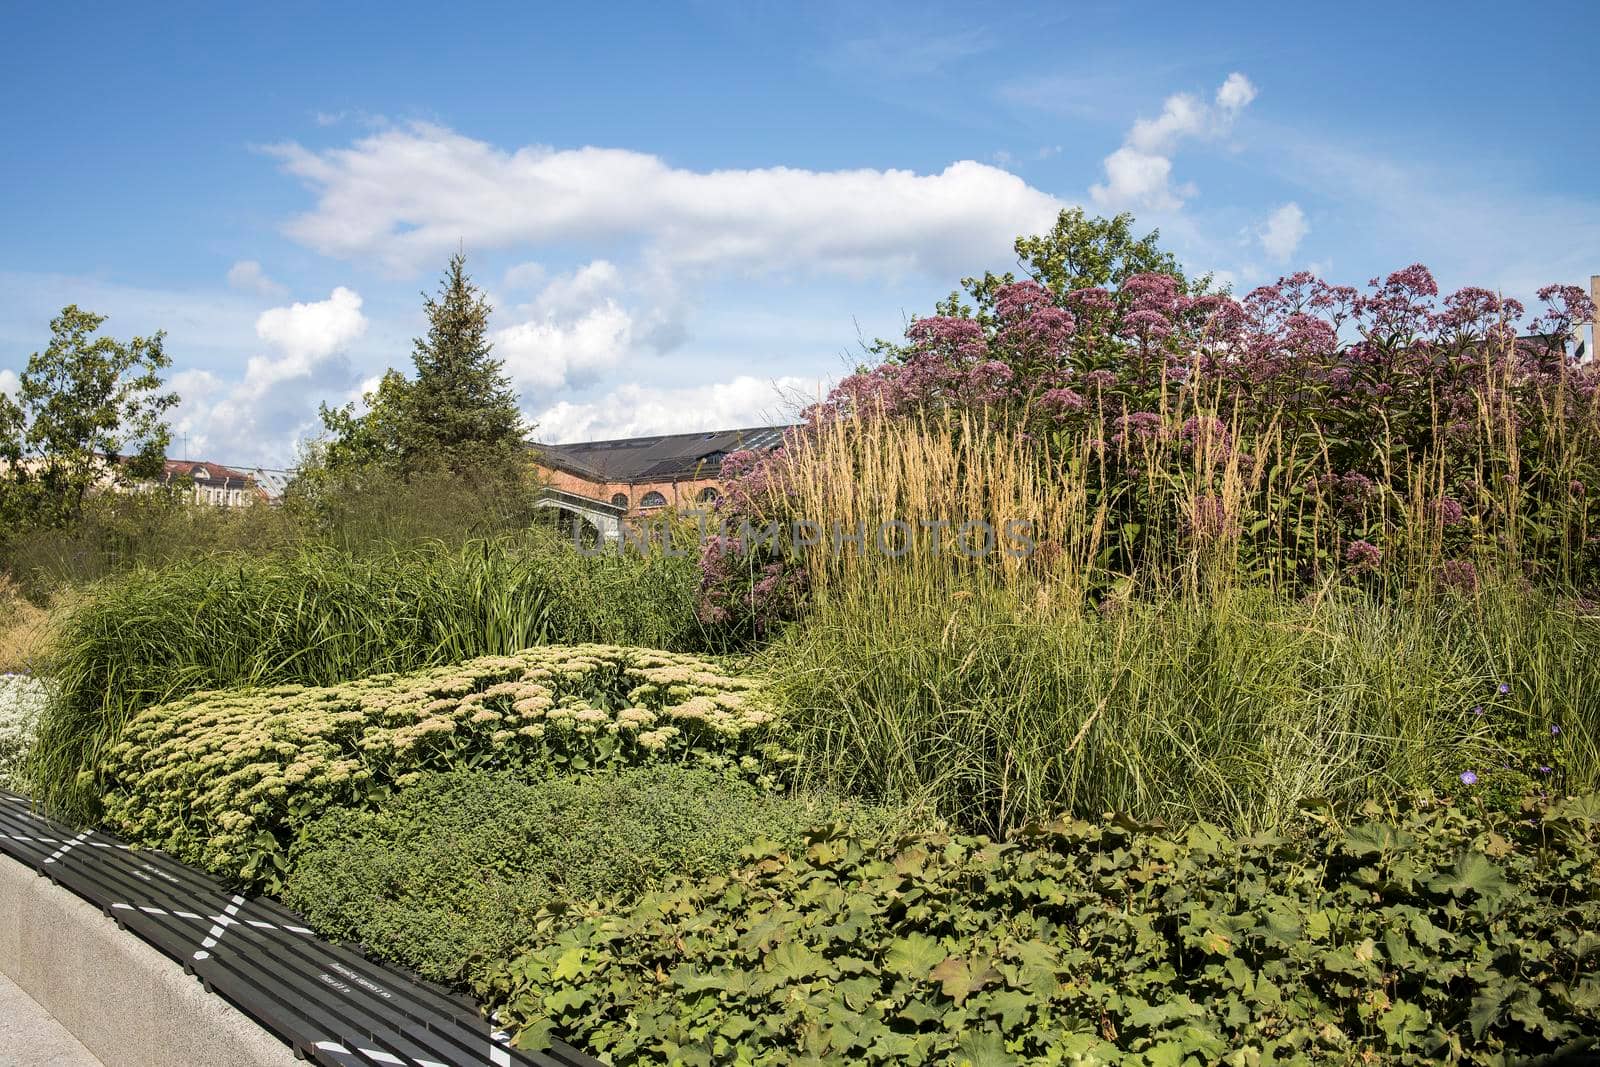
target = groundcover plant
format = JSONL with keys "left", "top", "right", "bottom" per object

{"left": 482, "top": 793, "right": 1600, "bottom": 1065}
{"left": 97, "top": 644, "right": 791, "bottom": 889}
{"left": 282, "top": 766, "right": 891, "bottom": 986}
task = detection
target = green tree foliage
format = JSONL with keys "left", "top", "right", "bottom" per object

{"left": 407, "top": 251, "right": 527, "bottom": 460}
{"left": 313, "top": 368, "right": 416, "bottom": 473}
{"left": 312, "top": 252, "right": 527, "bottom": 477}
{"left": 295, "top": 253, "right": 534, "bottom": 532}
{"left": 0, "top": 306, "right": 176, "bottom": 544}
{"left": 935, "top": 208, "right": 1197, "bottom": 325}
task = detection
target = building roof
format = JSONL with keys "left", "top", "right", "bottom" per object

{"left": 532, "top": 426, "right": 791, "bottom": 483}
{"left": 158, "top": 458, "right": 253, "bottom": 487}
{"left": 247, "top": 468, "right": 295, "bottom": 501}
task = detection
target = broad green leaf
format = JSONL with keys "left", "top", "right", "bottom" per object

{"left": 885, "top": 933, "right": 947, "bottom": 978}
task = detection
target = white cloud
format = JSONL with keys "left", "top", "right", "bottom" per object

{"left": 1094, "top": 148, "right": 1189, "bottom": 213}
{"left": 527, "top": 260, "right": 623, "bottom": 318}
{"left": 532, "top": 375, "right": 817, "bottom": 443}
{"left": 0, "top": 368, "right": 18, "bottom": 399}
{"left": 169, "top": 287, "right": 368, "bottom": 463}
{"left": 270, "top": 124, "right": 1067, "bottom": 277}
{"left": 1090, "top": 72, "right": 1256, "bottom": 212}
{"left": 502, "top": 261, "right": 547, "bottom": 292}
{"left": 1258, "top": 202, "right": 1309, "bottom": 262}
{"left": 494, "top": 300, "right": 634, "bottom": 393}
{"left": 250, "top": 287, "right": 368, "bottom": 388}
{"left": 1215, "top": 72, "right": 1258, "bottom": 113}
{"left": 226, "top": 260, "right": 287, "bottom": 298}
{"left": 494, "top": 259, "right": 695, "bottom": 394}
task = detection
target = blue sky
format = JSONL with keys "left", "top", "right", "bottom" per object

{"left": 3, "top": 1, "right": 1596, "bottom": 464}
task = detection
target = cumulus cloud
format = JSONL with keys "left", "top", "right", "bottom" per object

{"left": 1258, "top": 202, "right": 1309, "bottom": 262}
{"left": 0, "top": 368, "right": 18, "bottom": 399}
{"left": 1090, "top": 73, "right": 1256, "bottom": 211}
{"left": 169, "top": 287, "right": 368, "bottom": 464}
{"left": 226, "top": 260, "right": 287, "bottom": 298}
{"left": 531, "top": 376, "right": 818, "bottom": 443}
{"left": 269, "top": 125, "right": 1067, "bottom": 277}
{"left": 250, "top": 287, "right": 368, "bottom": 388}
{"left": 526, "top": 260, "right": 623, "bottom": 318}
{"left": 494, "top": 299, "right": 634, "bottom": 393}
{"left": 491, "top": 258, "right": 704, "bottom": 395}
{"left": 1215, "top": 72, "right": 1258, "bottom": 113}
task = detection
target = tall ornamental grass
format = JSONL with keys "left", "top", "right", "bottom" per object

{"left": 748, "top": 414, "right": 1596, "bottom": 836}
{"left": 768, "top": 577, "right": 1595, "bottom": 836}
{"left": 30, "top": 533, "right": 703, "bottom": 820}
{"left": 711, "top": 264, "right": 1600, "bottom": 634}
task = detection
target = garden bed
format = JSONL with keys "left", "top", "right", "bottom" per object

{"left": 9, "top": 635, "right": 1584, "bottom": 1065}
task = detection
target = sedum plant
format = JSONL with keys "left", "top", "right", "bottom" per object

{"left": 99, "top": 644, "right": 791, "bottom": 889}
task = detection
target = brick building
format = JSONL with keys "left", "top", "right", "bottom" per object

{"left": 531, "top": 426, "right": 789, "bottom": 538}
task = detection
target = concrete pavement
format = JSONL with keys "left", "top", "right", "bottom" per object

{"left": 0, "top": 969, "right": 102, "bottom": 1067}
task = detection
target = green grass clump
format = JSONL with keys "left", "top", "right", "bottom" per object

{"left": 284, "top": 766, "right": 890, "bottom": 986}
{"left": 30, "top": 534, "right": 703, "bottom": 820}
{"left": 767, "top": 576, "right": 1596, "bottom": 837}
{"left": 97, "top": 644, "right": 786, "bottom": 888}
{"left": 484, "top": 791, "right": 1600, "bottom": 1064}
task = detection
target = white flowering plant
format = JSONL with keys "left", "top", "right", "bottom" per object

{"left": 99, "top": 644, "right": 795, "bottom": 890}
{"left": 0, "top": 673, "right": 49, "bottom": 793}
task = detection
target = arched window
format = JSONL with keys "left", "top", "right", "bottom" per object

{"left": 697, "top": 486, "right": 720, "bottom": 503}
{"left": 610, "top": 493, "right": 628, "bottom": 509}
{"left": 640, "top": 491, "right": 667, "bottom": 508}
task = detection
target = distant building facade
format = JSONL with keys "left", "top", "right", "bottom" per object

{"left": 154, "top": 459, "right": 258, "bottom": 508}
{"left": 1, "top": 453, "right": 277, "bottom": 508}
{"left": 530, "top": 426, "right": 790, "bottom": 540}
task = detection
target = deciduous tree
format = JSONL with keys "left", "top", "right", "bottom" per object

{"left": 0, "top": 305, "right": 176, "bottom": 540}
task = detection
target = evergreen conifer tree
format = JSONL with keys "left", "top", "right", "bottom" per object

{"left": 406, "top": 251, "right": 527, "bottom": 467}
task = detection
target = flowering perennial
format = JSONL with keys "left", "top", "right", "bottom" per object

{"left": 714, "top": 262, "right": 1600, "bottom": 606}
{"left": 0, "top": 673, "right": 48, "bottom": 792}
{"left": 99, "top": 644, "right": 790, "bottom": 887}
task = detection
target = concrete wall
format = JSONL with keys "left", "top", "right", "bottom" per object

{"left": 0, "top": 856, "right": 298, "bottom": 1067}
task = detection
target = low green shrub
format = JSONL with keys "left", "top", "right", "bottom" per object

{"left": 99, "top": 644, "right": 789, "bottom": 888}
{"left": 284, "top": 766, "right": 890, "bottom": 985}
{"left": 31, "top": 535, "right": 704, "bottom": 821}
{"left": 483, "top": 792, "right": 1600, "bottom": 1065}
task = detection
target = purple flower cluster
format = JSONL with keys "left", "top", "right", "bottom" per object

{"left": 694, "top": 535, "right": 807, "bottom": 645}
{"left": 1344, "top": 540, "right": 1382, "bottom": 574}
{"left": 1438, "top": 558, "right": 1478, "bottom": 593}
{"left": 715, "top": 257, "right": 1600, "bottom": 599}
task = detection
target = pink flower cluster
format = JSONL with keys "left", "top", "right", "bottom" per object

{"left": 712, "top": 260, "right": 1600, "bottom": 602}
